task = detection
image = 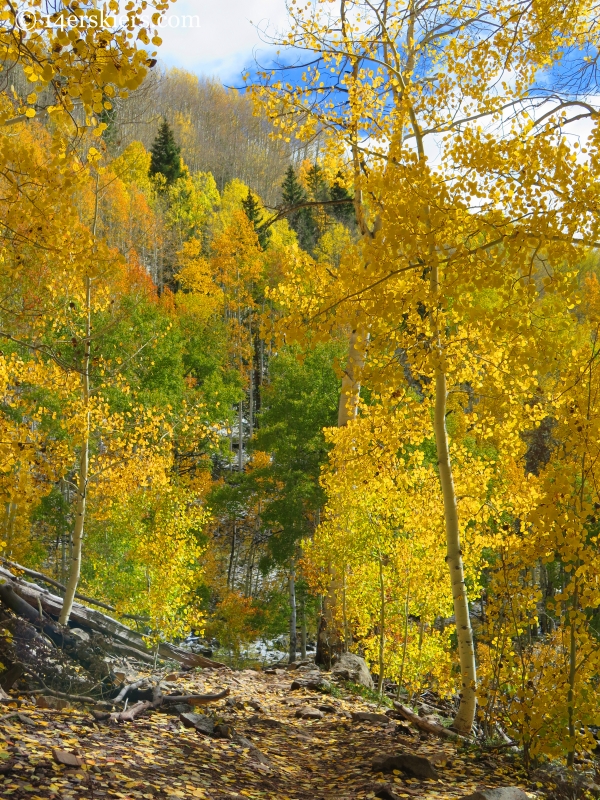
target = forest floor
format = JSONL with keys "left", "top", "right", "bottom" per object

{"left": 0, "top": 666, "right": 538, "bottom": 800}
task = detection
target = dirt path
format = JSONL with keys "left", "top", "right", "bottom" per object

{"left": 0, "top": 667, "right": 535, "bottom": 800}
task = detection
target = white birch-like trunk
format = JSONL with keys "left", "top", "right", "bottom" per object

{"left": 289, "top": 565, "right": 297, "bottom": 664}
{"left": 433, "top": 367, "right": 477, "bottom": 733}
{"left": 59, "top": 275, "right": 92, "bottom": 626}
{"left": 300, "top": 595, "right": 307, "bottom": 660}
{"left": 238, "top": 400, "right": 243, "bottom": 470}
{"left": 337, "top": 328, "right": 366, "bottom": 427}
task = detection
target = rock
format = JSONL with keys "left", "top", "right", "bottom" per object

{"left": 295, "top": 706, "right": 324, "bottom": 720}
{"left": 248, "top": 715, "right": 285, "bottom": 728}
{"left": 172, "top": 703, "right": 193, "bottom": 714}
{"left": 429, "top": 752, "right": 452, "bottom": 768}
{"left": 247, "top": 699, "right": 265, "bottom": 712}
{"left": 52, "top": 748, "right": 84, "bottom": 767}
{"left": 36, "top": 695, "right": 71, "bottom": 710}
{"left": 290, "top": 674, "right": 331, "bottom": 692}
{"left": 70, "top": 628, "right": 90, "bottom": 643}
{"left": 372, "top": 753, "right": 439, "bottom": 779}
{"left": 318, "top": 704, "right": 336, "bottom": 713}
{"left": 0, "top": 662, "right": 24, "bottom": 690}
{"left": 214, "top": 723, "right": 234, "bottom": 738}
{"left": 374, "top": 786, "right": 403, "bottom": 800}
{"left": 179, "top": 712, "right": 215, "bottom": 736}
{"left": 460, "top": 790, "right": 530, "bottom": 800}
{"left": 331, "top": 652, "right": 374, "bottom": 690}
{"left": 351, "top": 711, "right": 391, "bottom": 725}
{"left": 16, "top": 713, "right": 36, "bottom": 728}
{"left": 234, "top": 735, "right": 272, "bottom": 766}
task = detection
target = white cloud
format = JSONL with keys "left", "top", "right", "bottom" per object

{"left": 155, "top": 0, "right": 290, "bottom": 81}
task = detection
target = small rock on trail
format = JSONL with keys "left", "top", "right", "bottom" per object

{"left": 460, "top": 790, "right": 530, "bottom": 800}
{"left": 372, "top": 753, "right": 439, "bottom": 779}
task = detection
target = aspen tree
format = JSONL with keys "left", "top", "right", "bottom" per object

{"left": 254, "top": 0, "right": 600, "bottom": 733}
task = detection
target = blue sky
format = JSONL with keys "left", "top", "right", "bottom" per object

{"left": 156, "top": 0, "right": 290, "bottom": 83}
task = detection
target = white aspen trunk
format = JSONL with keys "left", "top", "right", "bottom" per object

{"left": 289, "top": 565, "right": 297, "bottom": 664}
{"left": 433, "top": 367, "right": 477, "bottom": 733}
{"left": 59, "top": 174, "right": 98, "bottom": 627}
{"left": 3, "top": 501, "right": 17, "bottom": 557}
{"left": 378, "top": 555, "right": 386, "bottom": 694}
{"left": 59, "top": 275, "right": 92, "bottom": 626}
{"left": 300, "top": 594, "right": 307, "bottom": 660}
{"left": 248, "top": 368, "right": 254, "bottom": 438}
{"left": 238, "top": 400, "right": 244, "bottom": 470}
{"left": 337, "top": 328, "right": 366, "bottom": 427}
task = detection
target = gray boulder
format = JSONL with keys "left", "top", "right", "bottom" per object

{"left": 179, "top": 712, "right": 214, "bottom": 736}
{"left": 372, "top": 754, "right": 438, "bottom": 779}
{"left": 352, "top": 711, "right": 391, "bottom": 725}
{"left": 295, "top": 706, "right": 324, "bottom": 720}
{"left": 460, "top": 790, "right": 530, "bottom": 800}
{"left": 331, "top": 652, "right": 374, "bottom": 689}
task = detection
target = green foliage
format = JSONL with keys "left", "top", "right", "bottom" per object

{"left": 281, "top": 165, "right": 316, "bottom": 252}
{"left": 149, "top": 119, "right": 183, "bottom": 185}
{"left": 242, "top": 188, "right": 270, "bottom": 250}
{"left": 252, "top": 341, "right": 345, "bottom": 563}
{"left": 329, "top": 171, "right": 355, "bottom": 226}
{"left": 341, "top": 681, "right": 394, "bottom": 707}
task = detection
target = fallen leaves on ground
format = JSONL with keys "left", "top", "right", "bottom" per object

{"left": 0, "top": 667, "right": 538, "bottom": 799}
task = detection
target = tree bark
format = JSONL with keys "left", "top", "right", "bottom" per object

{"left": 238, "top": 400, "right": 244, "bottom": 470}
{"left": 433, "top": 367, "right": 477, "bottom": 734}
{"left": 300, "top": 595, "right": 307, "bottom": 660}
{"left": 289, "top": 565, "right": 297, "bottom": 664}
{"left": 337, "top": 328, "right": 366, "bottom": 426}
{"left": 59, "top": 274, "right": 91, "bottom": 626}
{"left": 377, "top": 555, "right": 386, "bottom": 694}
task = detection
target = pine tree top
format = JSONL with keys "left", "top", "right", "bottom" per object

{"left": 149, "top": 119, "right": 183, "bottom": 186}
{"left": 282, "top": 165, "right": 306, "bottom": 207}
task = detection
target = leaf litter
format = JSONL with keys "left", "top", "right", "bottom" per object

{"left": 0, "top": 666, "right": 538, "bottom": 800}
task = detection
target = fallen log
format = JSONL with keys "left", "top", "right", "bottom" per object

{"left": 0, "top": 581, "right": 77, "bottom": 649}
{"left": 114, "top": 679, "right": 146, "bottom": 704}
{"left": 92, "top": 686, "right": 229, "bottom": 723}
{"left": 392, "top": 701, "right": 469, "bottom": 742}
{"left": 0, "top": 558, "right": 149, "bottom": 621}
{"left": 22, "top": 667, "right": 113, "bottom": 707}
{"left": 161, "top": 689, "right": 230, "bottom": 706}
{"left": 0, "top": 566, "right": 227, "bottom": 669}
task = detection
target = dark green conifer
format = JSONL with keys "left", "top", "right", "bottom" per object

{"left": 281, "top": 165, "right": 306, "bottom": 208}
{"left": 281, "top": 165, "right": 316, "bottom": 252}
{"left": 149, "top": 119, "right": 183, "bottom": 185}
{"left": 329, "top": 170, "right": 355, "bottom": 225}
{"left": 242, "top": 188, "right": 270, "bottom": 249}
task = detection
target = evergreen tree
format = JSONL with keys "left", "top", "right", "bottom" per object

{"left": 242, "top": 188, "right": 270, "bottom": 249}
{"left": 281, "top": 165, "right": 316, "bottom": 252}
{"left": 329, "top": 171, "right": 355, "bottom": 225}
{"left": 306, "top": 163, "right": 329, "bottom": 202}
{"left": 281, "top": 165, "right": 306, "bottom": 208}
{"left": 149, "top": 119, "right": 183, "bottom": 185}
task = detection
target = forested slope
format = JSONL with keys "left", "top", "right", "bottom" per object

{"left": 3, "top": 0, "right": 600, "bottom": 790}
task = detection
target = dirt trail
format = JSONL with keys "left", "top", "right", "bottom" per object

{"left": 0, "top": 667, "right": 535, "bottom": 800}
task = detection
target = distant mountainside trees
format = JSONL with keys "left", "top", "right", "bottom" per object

{"left": 105, "top": 70, "right": 316, "bottom": 206}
